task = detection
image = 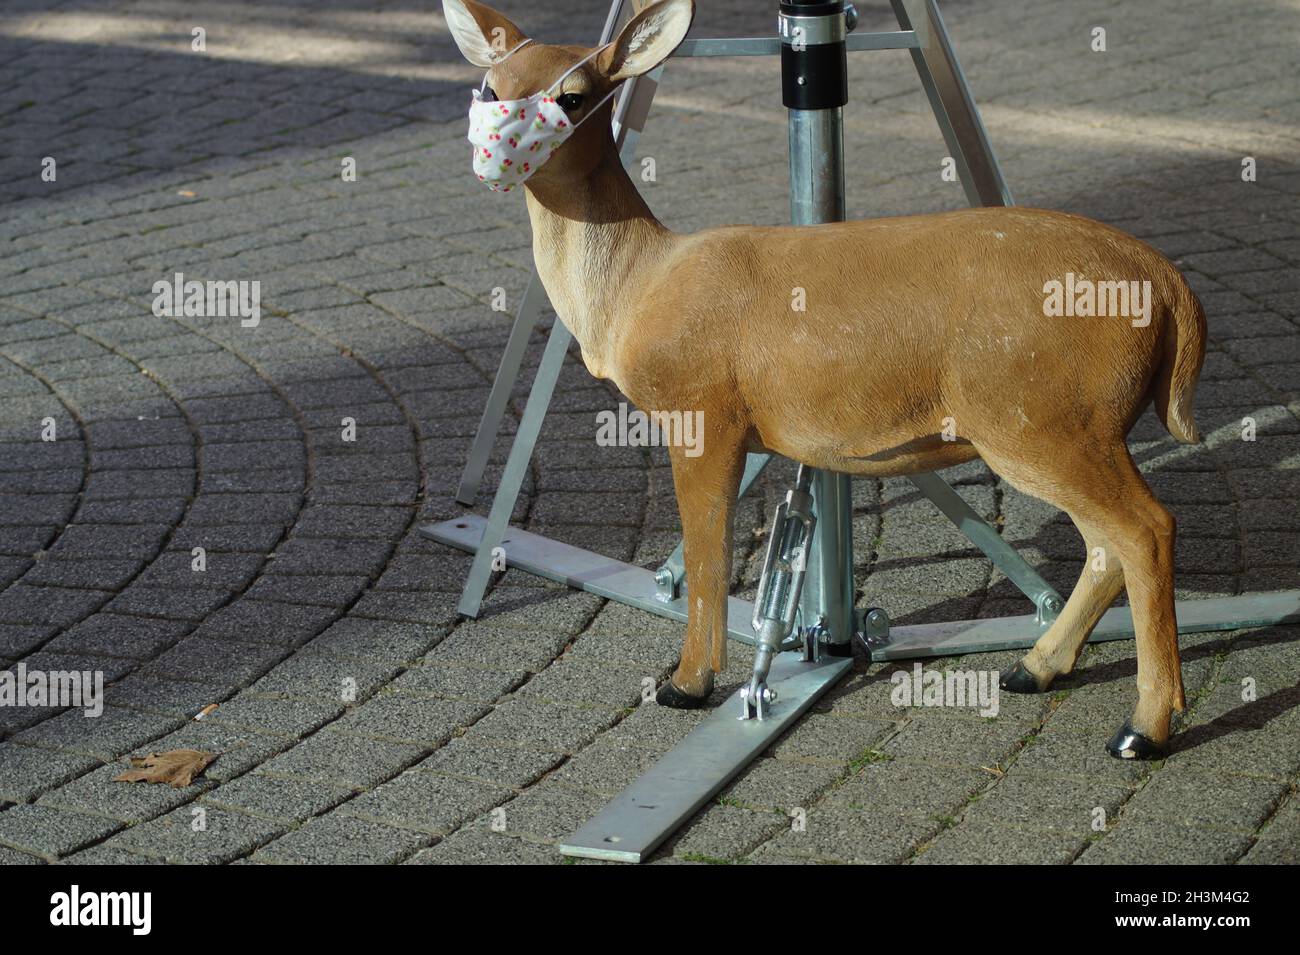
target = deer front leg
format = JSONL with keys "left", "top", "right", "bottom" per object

{"left": 656, "top": 435, "right": 746, "bottom": 709}
{"left": 1001, "top": 521, "right": 1124, "bottom": 693}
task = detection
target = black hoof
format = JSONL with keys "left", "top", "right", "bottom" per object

{"left": 999, "top": 662, "right": 1043, "bottom": 694}
{"left": 656, "top": 680, "right": 709, "bottom": 709}
{"left": 1106, "top": 722, "right": 1166, "bottom": 760}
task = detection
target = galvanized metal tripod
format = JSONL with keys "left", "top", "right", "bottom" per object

{"left": 421, "top": 0, "right": 1300, "bottom": 862}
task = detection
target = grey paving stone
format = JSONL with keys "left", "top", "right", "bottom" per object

{"left": 83, "top": 470, "right": 194, "bottom": 500}
{"left": 347, "top": 590, "right": 460, "bottom": 627}
{"left": 340, "top": 770, "right": 511, "bottom": 835}
{"left": 912, "top": 817, "right": 1086, "bottom": 865}
{"left": 241, "top": 573, "right": 368, "bottom": 607}
{"left": 101, "top": 673, "right": 226, "bottom": 719}
{"left": 413, "top": 737, "right": 564, "bottom": 789}
{"left": 1119, "top": 767, "right": 1288, "bottom": 831}
{"left": 197, "top": 599, "right": 339, "bottom": 646}
{"left": 143, "top": 637, "right": 284, "bottom": 686}
{"left": 167, "top": 525, "right": 285, "bottom": 555}
{"left": 1165, "top": 711, "right": 1300, "bottom": 780}
{"left": 266, "top": 538, "right": 393, "bottom": 576}
{"left": 106, "top": 804, "right": 285, "bottom": 864}
{"left": 515, "top": 659, "right": 649, "bottom": 710}
{"left": 423, "top": 622, "right": 575, "bottom": 672}
{"left": 0, "top": 584, "right": 111, "bottom": 627}
{"left": 0, "top": 623, "right": 55, "bottom": 657}
{"left": 769, "top": 711, "right": 900, "bottom": 765}
{"left": 254, "top": 813, "right": 429, "bottom": 864}
{"left": 604, "top": 698, "right": 708, "bottom": 753}
{"left": 23, "top": 557, "right": 146, "bottom": 591}
{"left": 547, "top": 736, "right": 661, "bottom": 797}
{"left": 199, "top": 695, "right": 345, "bottom": 738}
{"left": 329, "top": 693, "right": 487, "bottom": 745}
{"left": 563, "top": 627, "right": 682, "bottom": 670}
{"left": 135, "top": 552, "right": 265, "bottom": 591}
{"left": 247, "top": 651, "right": 400, "bottom": 700}
{"left": 105, "top": 585, "right": 234, "bottom": 620}
{"left": 0, "top": 744, "right": 102, "bottom": 802}
{"left": 388, "top": 663, "right": 526, "bottom": 703}
{"left": 1077, "top": 821, "right": 1254, "bottom": 865}
{"left": 259, "top": 731, "right": 424, "bottom": 790}
{"left": 464, "top": 588, "right": 604, "bottom": 635}
{"left": 961, "top": 774, "right": 1135, "bottom": 836}
{"left": 60, "top": 844, "right": 167, "bottom": 864}
{"left": 306, "top": 617, "right": 445, "bottom": 663}
{"left": 489, "top": 781, "right": 609, "bottom": 843}
{"left": 12, "top": 705, "right": 188, "bottom": 761}
{"left": 999, "top": 728, "right": 1152, "bottom": 785}
{"left": 371, "top": 548, "right": 478, "bottom": 595}
{"left": 184, "top": 493, "right": 303, "bottom": 528}
{"left": 37, "top": 762, "right": 211, "bottom": 824}
{"left": 1240, "top": 797, "right": 1300, "bottom": 864}
{"left": 135, "top": 722, "right": 293, "bottom": 783}
{"left": 468, "top": 699, "right": 621, "bottom": 754}
{"left": 763, "top": 805, "right": 941, "bottom": 864}
{"left": 201, "top": 773, "right": 354, "bottom": 823}
{"left": 0, "top": 803, "right": 122, "bottom": 859}
{"left": 0, "top": 844, "right": 47, "bottom": 864}
{"left": 404, "top": 827, "right": 563, "bottom": 865}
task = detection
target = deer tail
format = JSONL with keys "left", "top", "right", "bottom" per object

{"left": 1154, "top": 276, "right": 1207, "bottom": 445}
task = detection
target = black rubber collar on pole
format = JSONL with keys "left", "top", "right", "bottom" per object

{"left": 780, "top": 0, "right": 848, "bottom": 110}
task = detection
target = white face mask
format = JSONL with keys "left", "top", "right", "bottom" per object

{"left": 468, "top": 40, "right": 620, "bottom": 192}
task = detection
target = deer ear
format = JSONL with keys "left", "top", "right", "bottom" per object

{"left": 598, "top": 0, "right": 694, "bottom": 82}
{"left": 443, "top": 0, "right": 529, "bottom": 68}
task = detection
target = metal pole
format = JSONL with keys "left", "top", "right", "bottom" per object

{"left": 784, "top": 0, "right": 855, "bottom": 651}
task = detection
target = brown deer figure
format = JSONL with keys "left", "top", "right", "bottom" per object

{"left": 444, "top": 0, "right": 1206, "bottom": 757}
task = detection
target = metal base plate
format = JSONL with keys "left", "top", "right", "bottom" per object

{"left": 421, "top": 515, "right": 800, "bottom": 651}
{"left": 420, "top": 516, "right": 1300, "bottom": 661}
{"left": 559, "top": 652, "right": 853, "bottom": 862}
{"left": 877, "top": 589, "right": 1300, "bottom": 660}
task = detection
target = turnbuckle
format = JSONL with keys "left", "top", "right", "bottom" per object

{"left": 741, "top": 465, "right": 817, "bottom": 721}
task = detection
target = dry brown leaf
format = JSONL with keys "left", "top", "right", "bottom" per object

{"left": 114, "top": 749, "right": 216, "bottom": 789}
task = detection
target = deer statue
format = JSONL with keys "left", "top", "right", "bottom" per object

{"left": 443, "top": 0, "right": 1206, "bottom": 758}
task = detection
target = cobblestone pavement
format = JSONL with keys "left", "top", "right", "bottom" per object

{"left": 0, "top": 0, "right": 1297, "bottom": 865}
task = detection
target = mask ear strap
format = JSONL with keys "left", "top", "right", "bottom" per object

{"left": 480, "top": 37, "right": 535, "bottom": 92}
{"left": 547, "top": 42, "right": 613, "bottom": 94}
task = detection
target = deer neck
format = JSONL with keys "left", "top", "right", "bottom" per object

{"left": 524, "top": 138, "right": 672, "bottom": 379}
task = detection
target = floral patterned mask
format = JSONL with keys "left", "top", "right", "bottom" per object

{"left": 468, "top": 40, "right": 620, "bottom": 192}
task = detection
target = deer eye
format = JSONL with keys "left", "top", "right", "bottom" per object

{"left": 557, "top": 92, "right": 584, "bottom": 112}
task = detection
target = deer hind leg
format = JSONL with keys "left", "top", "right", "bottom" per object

{"left": 978, "top": 442, "right": 1184, "bottom": 757}
{"left": 655, "top": 434, "right": 746, "bottom": 709}
{"left": 1103, "top": 475, "right": 1185, "bottom": 757}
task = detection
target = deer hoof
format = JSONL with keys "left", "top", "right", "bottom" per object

{"left": 999, "top": 662, "right": 1044, "bottom": 694}
{"left": 1106, "top": 723, "right": 1166, "bottom": 760}
{"left": 656, "top": 680, "right": 709, "bottom": 709}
